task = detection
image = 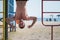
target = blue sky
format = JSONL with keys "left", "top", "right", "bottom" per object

{"left": 0, "top": 1, "right": 3, "bottom": 12}
{"left": 0, "top": 0, "right": 60, "bottom": 18}
{"left": 43, "top": 1, "right": 60, "bottom": 12}
{"left": 0, "top": 1, "right": 3, "bottom": 18}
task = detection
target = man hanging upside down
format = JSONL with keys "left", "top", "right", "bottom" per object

{"left": 6, "top": 0, "right": 37, "bottom": 29}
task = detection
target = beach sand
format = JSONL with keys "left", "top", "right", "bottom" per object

{"left": 8, "top": 21, "right": 60, "bottom": 40}
{"left": 0, "top": 21, "right": 3, "bottom": 25}
{"left": 0, "top": 21, "right": 60, "bottom": 40}
{"left": 0, "top": 21, "right": 3, "bottom": 40}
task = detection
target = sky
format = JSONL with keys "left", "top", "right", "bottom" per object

{"left": 0, "top": 1, "right": 3, "bottom": 12}
{"left": 43, "top": 1, "right": 60, "bottom": 12}
{"left": 0, "top": 0, "right": 60, "bottom": 18}
{"left": 0, "top": 1, "right": 3, "bottom": 18}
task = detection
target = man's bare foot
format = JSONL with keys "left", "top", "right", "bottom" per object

{"left": 28, "top": 25, "right": 33, "bottom": 28}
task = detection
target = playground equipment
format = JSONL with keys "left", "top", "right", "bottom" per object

{"left": 0, "top": 13, "right": 3, "bottom": 40}
{"left": 0, "top": 0, "right": 6, "bottom": 40}
{"left": 42, "top": 0, "right": 60, "bottom": 40}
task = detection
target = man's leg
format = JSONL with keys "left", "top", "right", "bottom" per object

{"left": 5, "top": 18, "right": 12, "bottom": 26}
{"left": 22, "top": 9, "right": 37, "bottom": 28}
{"left": 5, "top": 18, "right": 15, "bottom": 31}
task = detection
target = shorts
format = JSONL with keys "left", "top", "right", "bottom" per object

{"left": 16, "top": 0, "right": 28, "bottom": 1}
{"left": 15, "top": 12, "right": 28, "bottom": 20}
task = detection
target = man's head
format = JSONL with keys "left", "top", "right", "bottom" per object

{"left": 19, "top": 21, "right": 25, "bottom": 29}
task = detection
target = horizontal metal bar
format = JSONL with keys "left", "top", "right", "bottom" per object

{"left": 8, "top": 12, "right": 16, "bottom": 13}
{"left": 0, "top": 25, "right": 3, "bottom": 26}
{"left": 0, "top": 12, "right": 16, "bottom": 13}
{"left": 43, "top": 12, "right": 60, "bottom": 13}
{"left": 43, "top": 0, "right": 60, "bottom": 1}
{"left": 0, "top": 25, "right": 3, "bottom": 28}
{"left": 0, "top": 12, "right": 4, "bottom": 13}
{"left": 0, "top": 0, "right": 3, "bottom": 1}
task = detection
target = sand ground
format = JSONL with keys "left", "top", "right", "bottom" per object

{"left": 0, "top": 21, "right": 3, "bottom": 40}
{"left": 0, "top": 28, "right": 3, "bottom": 40}
{"left": 8, "top": 21, "right": 60, "bottom": 40}
{"left": 0, "top": 21, "right": 60, "bottom": 40}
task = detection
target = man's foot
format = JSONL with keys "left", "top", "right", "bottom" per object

{"left": 28, "top": 25, "right": 33, "bottom": 28}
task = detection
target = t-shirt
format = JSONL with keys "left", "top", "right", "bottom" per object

{"left": 10, "top": 21, "right": 16, "bottom": 26}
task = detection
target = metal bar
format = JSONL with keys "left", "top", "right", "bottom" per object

{"left": 0, "top": 12, "right": 16, "bottom": 13}
{"left": 43, "top": 12, "right": 60, "bottom": 13}
{"left": 0, "top": 0, "right": 2, "bottom": 1}
{"left": 51, "top": 26, "right": 53, "bottom": 40}
{"left": 0, "top": 25, "right": 3, "bottom": 26}
{"left": 44, "top": 0, "right": 58, "bottom": 2}
{"left": 0, "top": 25, "right": 3, "bottom": 28}
{"left": 43, "top": 0, "right": 60, "bottom": 1}
{"left": 4, "top": 0, "right": 8, "bottom": 40}
{"left": 0, "top": 12, "right": 4, "bottom": 13}
{"left": 3, "top": 0, "right": 5, "bottom": 40}
{"left": 8, "top": 12, "right": 16, "bottom": 13}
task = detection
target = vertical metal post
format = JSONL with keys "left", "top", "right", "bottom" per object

{"left": 51, "top": 26, "right": 53, "bottom": 40}
{"left": 5, "top": 0, "right": 8, "bottom": 40}
{"left": 3, "top": 0, "right": 5, "bottom": 40}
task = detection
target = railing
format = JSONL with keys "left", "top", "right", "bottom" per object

{"left": 0, "top": 11, "right": 16, "bottom": 30}
{"left": 0, "top": 12, "right": 3, "bottom": 13}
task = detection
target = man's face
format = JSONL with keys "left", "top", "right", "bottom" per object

{"left": 19, "top": 22, "right": 25, "bottom": 29}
